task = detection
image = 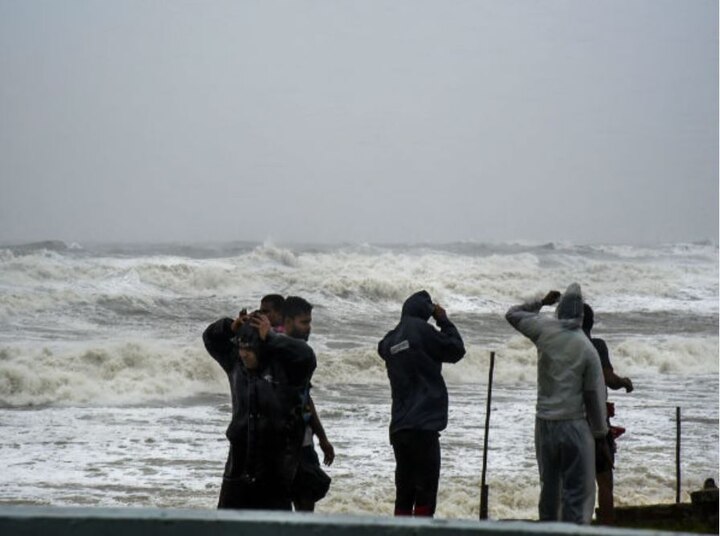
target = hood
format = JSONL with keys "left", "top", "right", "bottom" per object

{"left": 556, "top": 283, "right": 584, "bottom": 321}
{"left": 401, "top": 290, "right": 434, "bottom": 321}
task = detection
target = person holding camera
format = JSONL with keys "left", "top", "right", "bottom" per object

{"left": 377, "top": 290, "right": 466, "bottom": 517}
{"left": 202, "top": 309, "right": 316, "bottom": 510}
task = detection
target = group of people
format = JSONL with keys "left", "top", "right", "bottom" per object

{"left": 202, "top": 283, "right": 632, "bottom": 525}
{"left": 202, "top": 295, "right": 333, "bottom": 512}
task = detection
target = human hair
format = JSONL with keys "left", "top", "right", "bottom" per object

{"left": 260, "top": 294, "right": 285, "bottom": 314}
{"left": 582, "top": 303, "right": 594, "bottom": 334}
{"left": 237, "top": 317, "right": 261, "bottom": 351}
{"left": 283, "top": 296, "right": 313, "bottom": 320}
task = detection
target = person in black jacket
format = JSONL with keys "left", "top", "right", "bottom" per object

{"left": 203, "top": 311, "right": 316, "bottom": 510}
{"left": 377, "top": 290, "right": 466, "bottom": 517}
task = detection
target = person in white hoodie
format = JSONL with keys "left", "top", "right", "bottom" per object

{"left": 505, "top": 283, "right": 608, "bottom": 524}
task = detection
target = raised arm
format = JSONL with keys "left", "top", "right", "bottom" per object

{"left": 505, "top": 290, "right": 561, "bottom": 341}
{"left": 427, "top": 305, "right": 466, "bottom": 363}
{"left": 202, "top": 317, "right": 237, "bottom": 373}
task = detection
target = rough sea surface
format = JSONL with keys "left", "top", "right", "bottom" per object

{"left": 0, "top": 240, "right": 717, "bottom": 519}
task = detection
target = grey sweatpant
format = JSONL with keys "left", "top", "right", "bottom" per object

{"left": 535, "top": 418, "right": 595, "bottom": 524}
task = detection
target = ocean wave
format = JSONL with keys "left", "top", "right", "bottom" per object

{"left": 613, "top": 337, "right": 720, "bottom": 375}
{"left": 3, "top": 333, "right": 714, "bottom": 407}
{"left": 1, "top": 243, "right": 716, "bottom": 315}
{"left": 249, "top": 243, "right": 301, "bottom": 267}
{"left": 0, "top": 240, "right": 72, "bottom": 256}
{"left": 314, "top": 334, "right": 719, "bottom": 388}
{"left": 0, "top": 342, "right": 226, "bottom": 407}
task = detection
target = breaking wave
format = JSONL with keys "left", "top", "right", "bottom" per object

{"left": 0, "top": 240, "right": 716, "bottom": 406}
{"left": 0, "top": 341, "right": 226, "bottom": 407}
{"left": 1, "top": 241, "right": 717, "bottom": 319}
{"left": 1, "top": 334, "right": 715, "bottom": 407}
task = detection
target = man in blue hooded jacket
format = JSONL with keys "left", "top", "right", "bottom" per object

{"left": 378, "top": 290, "right": 466, "bottom": 517}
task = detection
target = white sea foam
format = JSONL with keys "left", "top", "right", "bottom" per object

{"left": 315, "top": 335, "right": 718, "bottom": 388}
{"left": 1, "top": 242, "right": 717, "bottom": 319}
{"left": 1, "top": 333, "right": 715, "bottom": 407}
{"left": 0, "top": 241, "right": 716, "bottom": 517}
{"left": 2, "top": 377, "right": 714, "bottom": 519}
{"left": 0, "top": 341, "right": 226, "bottom": 407}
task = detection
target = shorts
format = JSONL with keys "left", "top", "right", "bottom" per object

{"left": 595, "top": 432, "right": 616, "bottom": 474}
{"left": 291, "top": 445, "right": 331, "bottom": 503}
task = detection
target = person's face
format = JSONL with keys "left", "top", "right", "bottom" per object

{"left": 284, "top": 312, "right": 312, "bottom": 341}
{"left": 259, "top": 301, "right": 283, "bottom": 327}
{"left": 238, "top": 348, "right": 259, "bottom": 370}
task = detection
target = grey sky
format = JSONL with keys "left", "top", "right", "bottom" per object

{"left": 1, "top": 0, "right": 717, "bottom": 245}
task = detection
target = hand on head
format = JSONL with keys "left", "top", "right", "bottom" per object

{"left": 541, "top": 291, "right": 561, "bottom": 306}
{"left": 248, "top": 312, "right": 271, "bottom": 341}
{"left": 231, "top": 308, "right": 249, "bottom": 333}
{"left": 431, "top": 304, "right": 447, "bottom": 322}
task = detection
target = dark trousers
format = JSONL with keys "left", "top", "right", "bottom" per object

{"left": 217, "top": 476, "right": 291, "bottom": 511}
{"left": 390, "top": 429, "right": 441, "bottom": 517}
{"left": 217, "top": 444, "right": 292, "bottom": 511}
{"left": 292, "top": 445, "right": 322, "bottom": 511}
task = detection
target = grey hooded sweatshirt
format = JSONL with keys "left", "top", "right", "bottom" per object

{"left": 505, "top": 283, "right": 607, "bottom": 438}
{"left": 378, "top": 291, "right": 466, "bottom": 434}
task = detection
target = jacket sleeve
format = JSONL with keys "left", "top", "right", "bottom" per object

{"left": 427, "top": 318, "right": 466, "bottom": 364}
{"left": 505, "top": 300, "right": 544, "bottom": 342}
{"left": 377, "top": 330, "right": 393, "bottom": 361}
{"left": 202, "top": 317, "right": 236, "bottom": 374}
{"left": 264, "top": 332, "right": 317, "bottom": 384}
{"left": 583, "top": 347, "right": 609, "bottom": 438}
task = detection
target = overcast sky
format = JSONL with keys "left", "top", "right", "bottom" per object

{"left": 0, "top": 1, "right": 717, "bottom": 245}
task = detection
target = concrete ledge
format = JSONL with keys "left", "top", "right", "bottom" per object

{"left": 615, "top": 501, "right": 717, "bottom": 534}
{"left": 0, "top": 506, "right": 694, "bottom": 536}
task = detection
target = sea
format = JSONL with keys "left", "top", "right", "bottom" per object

{"left": 0, "top": 239, "right": 717, "bottom": 520}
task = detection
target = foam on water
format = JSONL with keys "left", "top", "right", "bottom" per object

{"left": 0, "top": 341, "right": 226, "bottom": 407}
{"left": 0, "top": 378, "right": 715, "bottom": 519}
{"left": 0, "top": 333, "right": 716, "bottom": 407}
{"left": 0, "top": 240, "right": 717, "bottom": 517}
{"left": 1, "top": 241, "right": 717, "bottom": 322}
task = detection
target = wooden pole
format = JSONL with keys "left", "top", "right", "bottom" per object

{"left": 479, "top": 351, "right": 495, "bottom": 520}
{"left": 676, "top": 406, "right": 681, "bottom": 503}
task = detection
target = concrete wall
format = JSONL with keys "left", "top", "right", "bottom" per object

{"left": 0, "top": 506, "right": 691, "bottom": 536}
